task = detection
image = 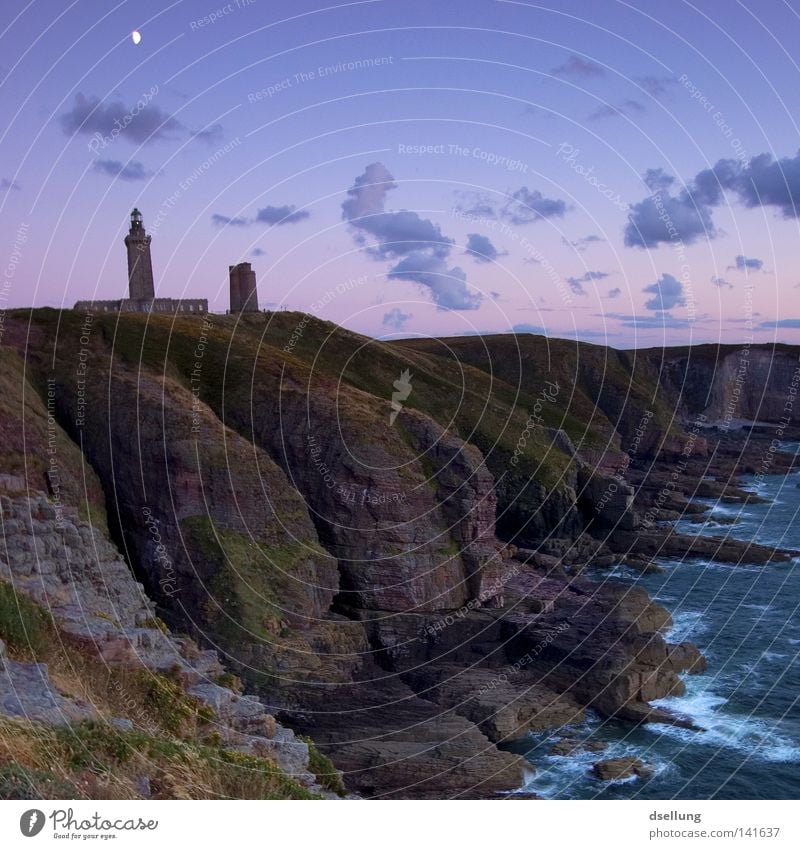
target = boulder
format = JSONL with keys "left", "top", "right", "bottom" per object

{"left": 592, "top": 757, "right": 653, "bottom": 781}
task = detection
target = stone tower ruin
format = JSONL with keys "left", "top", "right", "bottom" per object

{"left": 229, "top": 262, "right": 259, "bottom": 313}
{"left": 124, "top": 208, "right": 155, "bottom": 300}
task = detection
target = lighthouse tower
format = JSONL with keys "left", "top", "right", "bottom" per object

{"left": 124, "top": 208, "right": 155, "bottom": 300}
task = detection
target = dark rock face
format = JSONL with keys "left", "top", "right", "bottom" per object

{"left": 655, "top": 346, "right": 800, "bottom": 424}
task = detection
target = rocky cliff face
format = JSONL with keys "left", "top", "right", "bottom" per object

{"left": 652, "top": 344, "right": 800, "bottom": 424}
{"left": 4, "top": 309, "right": 794, "bottom": 799}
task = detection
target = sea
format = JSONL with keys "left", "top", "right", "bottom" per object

{"left": 507, "top": 456, "right": 800, "bottom": 799}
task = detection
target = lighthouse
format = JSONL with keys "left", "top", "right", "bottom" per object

{"left": 73, "top": 208, "right": 208, "bottom": 314}
{"left": 124, "top": 208, "right": 155, "bottom": 300}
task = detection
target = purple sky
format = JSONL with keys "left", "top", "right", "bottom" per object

{"left": 2, "top": 0, "right": 800, "bottom": 347}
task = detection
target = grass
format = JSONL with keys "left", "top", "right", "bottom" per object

{"left": 182, "top": 515, "right": 324, "bottom": 642}
{"left": 0, "top": 584, "right": 323, "bottom": 800}
{"left": 0, "top": 580, "right": 54, "bottom": 658}
{"left": 0, "top": 718, "right": 320, "bottom": 800}
{"left": 299, "top": 735, "right": 347, "bottom": 797}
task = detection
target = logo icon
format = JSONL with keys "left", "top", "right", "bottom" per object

{"left": 20, "top": 809, "right": 45, "bottom": 837}
{"left": 389, "top": 369, "right": 413, "bottom": 425}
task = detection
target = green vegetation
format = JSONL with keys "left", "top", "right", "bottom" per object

{"left": 300, "top": 735, "right": 347, "bottom": 796}
{"left": 0, "top": 580, "right": 54, "bottom": 658}
{"left": 0, "top": 764, "right": 78, "bottom": 800}
{"left": 0, "top": 719, "right": 320, "bottom": 800}
{"left": 182, "top": 515, "right": 322, "bottom": 642}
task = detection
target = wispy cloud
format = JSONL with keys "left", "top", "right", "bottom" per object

{"left": 92, "top": 159, "right": 155, "bottom": 181}
{"left": 551, "top": 55, "right": 605, "bottom": 78}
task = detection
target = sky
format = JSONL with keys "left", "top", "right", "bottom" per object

{"left": 2, "top": 0, "right": 800, "bottom": 347}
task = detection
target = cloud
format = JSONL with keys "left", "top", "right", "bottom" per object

{"left": 60, "top": 92, "right": 183, "bottom": 143}
{"left": 382, "top": 308, "right": 412, "bottom": 330}
{"left": 626, "top": 149, "right": 800, "bottom": 249}
{"left": 636, "top": 75, "right": 678, "bottom": 100}
{"left": 588, "top": 99, "right": 645, "bottom": 121}
{"left": 562, "top": 234, "right": 604, "bottom": 251}
{"left": 731, "top": 254, "right": 763, "bottom": 271}
{"left": 551, "top": 55, "right": 605, "bottom": 78}
{"left": 642, "top": 273, "right": 685, "bottom": 311}
{"left": 456, "top": 187, "right": 567, "bottom": 226}
{"left": 342, "top": 161, "right": 397, "bottom": 220}
{"left": 192, "top": 124, "right": 224, "bottom": 145}
{"left": 566, "top": 270, "right": 609, "bottom": 296}
{"left": 455, "top": 191, "right": 497, "bottom": 219}
{"left": 759, "top": 318, "right": 800, "bottom": 328}
{"left": 607, "top": 287, "right": 621, "bottom": 298}
{"left": 465, "top": 233, "right": 501, "bottom": 263}
{"left": 252, "top": 248, "right": 266, "bottom": 256}
{"left": 92, "top": 159, "right": 154, "bottom": 181}
{"left": 1, "top": 177, "right": 20, "bottom": 191}
{"left": 724, "top": 151, "right": 800, "bottom": 216}
{"left": 503, "top": 186, "right": 567, "bottom": 225}
{"left": 712, "top": 276, "right": 734, "bottom": 289}
{"left": 361, "top": 210, "right": 452, "bottom": 258}
{"left": 624, "top": 187, "right": 715, "bottom": 248}
{"left": 345, "top": 162, "right": 480, "bottom": 310}
{"left": 210, "top": 204, "right": 310, "bottom": 228}
{"left": 643, "top": 168, "right": 675, "bottom": 192}
{"left": 211, "top": 213, "right": 249, "bottom": 227}
{"left": 256, "top": 204, "right": 310, "bottom": 225}
{"left": 607, "top": 311, "right": 692, "bottom": 329}
{"left": 512, "top": 323, "right": 547, "bottom": 334}
{"left": 388, "top": 249, "right": 480, "bottom": 310}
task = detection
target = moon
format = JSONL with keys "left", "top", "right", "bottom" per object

{"left": 132, "top": 30, "right": 141, "bottom": 45}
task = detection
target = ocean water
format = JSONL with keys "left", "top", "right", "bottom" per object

{"left": 506, "top": 463, "right": 800, "bottom": 799}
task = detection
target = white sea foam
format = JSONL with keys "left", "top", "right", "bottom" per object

{"left": 650, "top": 683, "right": 800, "bottom": 763}
{"left": 665, "top": 610, "right": 707, "bottom": 642}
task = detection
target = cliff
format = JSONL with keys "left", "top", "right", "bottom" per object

{"left": 1, "top": 308, "right": 796, "bottom": 799}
